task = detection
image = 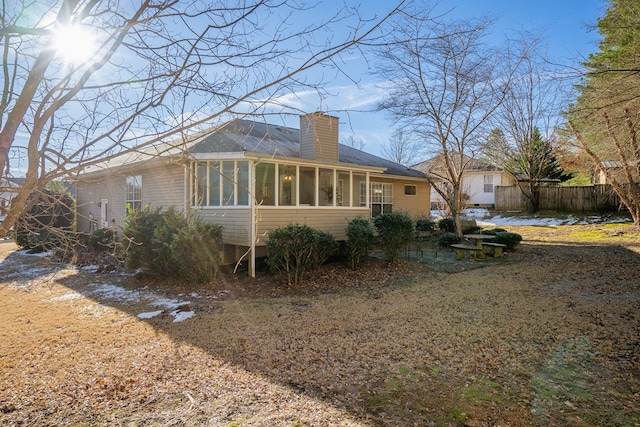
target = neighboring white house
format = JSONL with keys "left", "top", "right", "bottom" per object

{"left": 596, "top": 160, "right": 639, "bottom": 185}
{"left": 412, "top": 153, "right": 516, "bottom": 209}
{"left": 75, "top": 112, "right": 430, "bottom": 276}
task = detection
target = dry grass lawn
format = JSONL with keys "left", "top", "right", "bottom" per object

{"left": 1, "top": 223, "right": 639, "bottom": 426}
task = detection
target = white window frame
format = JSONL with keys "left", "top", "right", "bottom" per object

{"left": 125, "top": 175, "right": 142, "bottom": 211}
{"left": 370, "top": 182, "right": 392, "bottom": 217}
{"left": 484, "top": 175, "right": 494, "bottom": 193}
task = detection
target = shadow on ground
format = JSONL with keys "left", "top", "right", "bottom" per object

{"left": 1, "top": 233, "right": 640, "bottom": 426}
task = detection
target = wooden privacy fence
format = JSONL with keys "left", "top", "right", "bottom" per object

{"left": 495, "top": 184, "right": 624, "bottom": 212}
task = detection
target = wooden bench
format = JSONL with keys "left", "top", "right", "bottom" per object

{"left": 482, "top": 242, "right": 507, "bottom": 257}
{"left": 450, "top": 244, "right": 485, "bottom": 260}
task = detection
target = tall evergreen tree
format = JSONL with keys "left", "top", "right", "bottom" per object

{"left": 566, "top": 0, "right": 640, "bottom": 223}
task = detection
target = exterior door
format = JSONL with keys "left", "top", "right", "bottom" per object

{"left": 100, "top": 198, "right": 109, "bottom": 228}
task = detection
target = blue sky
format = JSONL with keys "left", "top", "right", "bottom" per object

{"left": 7, "top": 1, "right": 606, "bottom": 176}
{"left": 279, "top": 0, "right": 606, "bottom": 159}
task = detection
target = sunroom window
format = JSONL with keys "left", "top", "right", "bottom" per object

{"left": 193, "top": 161, "right": 249, "bottom": 206}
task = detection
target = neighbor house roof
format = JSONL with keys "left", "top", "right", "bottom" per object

{"left": 411, "top": 152, "right": 502, "bottom": 180}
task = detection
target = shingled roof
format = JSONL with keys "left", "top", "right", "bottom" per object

{"left": 188, "top": 118, "right": 425, "bottom": 178}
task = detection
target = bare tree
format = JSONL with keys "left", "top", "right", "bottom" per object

{"left": 375, "top": 12, "right": 516, "bottom": 235}
{"left": 381, "top": 127, "right": 421, "bottom": 166}
{"left": 341, "top": 135, "right": 366, "bottom": 151}
{"left": 483, "top": 37, "right": 573, "bottom": 212}
{"left": 0, "top": 0, "right": 403, "bottom": 237}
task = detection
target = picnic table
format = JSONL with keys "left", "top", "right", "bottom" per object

{"left": 463, "top": 233, "right": 508, "bottom": 257}
{"left": 463, "top": 233, "right": 495, "bottom": 249}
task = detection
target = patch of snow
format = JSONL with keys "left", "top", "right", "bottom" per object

{"left": 429, "top": 208, "right": 634, "bottom": 227}
{"left": 16, "top": 250, "right": 53, "bottom": 257}
{"left": 477, "top": 215, "right": 566, "bottom": 227}
{"left": 170, "top": 309, "right": 195, "bottom": 322}
{"left": 151, "top": 297, "right": 190, "bottom": 310}
{"left": 137, "top": 310, "right": 164, "bottom": 319}
{"left": 81, "top": 265, "right": 100, "bottom": 273}
{"left": 51, "top": 292, "right": 82, "bottom": 302}
{"left": 87, "top": 283, "right": 141, "bottom": 303}
{"left": 3, "top": 266, "right": 52, "bottom": 280}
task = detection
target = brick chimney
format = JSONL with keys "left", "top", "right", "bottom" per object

{"left": 299, "top": 112, "right": 339, "bottom": 162}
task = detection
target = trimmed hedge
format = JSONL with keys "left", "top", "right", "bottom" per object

{"left": 373, "top": 212, "right": 414, "bottom": 264}
{"left": 266, "top": 224, "right": 337, "bottom": 286}
{"left": 492, "top": 232, "right": 522, "bottom": 250}
{"left": 345, "top": 217, "right": 376, "bottom": 270}
{"left": 438, "top": 232, "right": 461, "bottom": 246}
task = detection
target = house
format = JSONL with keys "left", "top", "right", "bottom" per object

{"left": 75, "top": 112, "right": 429, "bottom": 276}
{"left": 596, "top": 160, "right": 639, "bottom": 185}
{"left": 412, "top": 153, "right": 516, "bottom": 210}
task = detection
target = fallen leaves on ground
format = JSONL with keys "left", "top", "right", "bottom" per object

{"left": 0, "top": 225, "right": 639, "bottom": 426}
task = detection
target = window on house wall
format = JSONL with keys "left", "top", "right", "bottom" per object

{"left": 195, "top": 164, "right": 207, "bottom": 206}
{"left": 255, "top": 163, "right": 275, "bottom": 206}
{"left": 237, "top": 161, "right": 249, "bottom": 205}
{"left": 279, "top": 165, "right": 297, "bottom": 206}
{"left": 337, "top": 171, "right": 350, "bottom": 206}
{"left": 222, "top": 161, "right": 235, "bottom": 205}
{"left": 299, "top": 166, "right": 316, "bottom": 206}
{"left": 358, "top": 177, "right": 367, "bottom": 207}
{"left": 404, "top": 184, "right": 417, "bottom": 195}
{"left": 370, "top": 182, "right": 392, "bottom": 217}
{"left": 208, "top": 161, "right": 221, "bottom": 206}
{"left": 484, "top": 175, "right": 494, "bottom": 193}
{"left": 193, "top": 160, "right": 249, "bottom": 207}
{"left": 126, "top": 175, "right": 142, "bottom": 211}
{"left": 319, "top": 168, "right": 334, "bottom": 206}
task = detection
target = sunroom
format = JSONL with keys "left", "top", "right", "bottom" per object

{"left": 188, "top": 156, "right": 383, "bottom": 275}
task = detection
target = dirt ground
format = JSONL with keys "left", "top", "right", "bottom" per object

{"left": 1, "top": 223, "right": 639, "bottom": 426}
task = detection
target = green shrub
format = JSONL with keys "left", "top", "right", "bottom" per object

{"left": 438, "top": 232, "right": 461, "bottom": 246}
{"left": 464, "top": 225, "right": 482, "bottom": 234}
{"left": 13, "top": 189, "right": 75, "bottom": 253}
{"left": 415, "top": 218, "right": 435, "bottom": 232}
{"left": 493, "top": 232, "right": 522, "bottom": 250}
{"left": 437, "top": 217, "right": 455, "bottom": 233}
{"left": 480, "top": 228, "right": 508, "bottom": 235}
{"left": 373, "top": 212, "right": 414, "bottom": 264}
{"left": 313, "top": 229, "right": 338, "bottom": 269}
{"left": 121, "top": 205, "right": 164, "bottom": 272}
{"left": 121, "top": 206, "right": 223, "bottom": 282}
{"left": 345, "top": 217, "right": 376, "bottom": 270}
{"left": 266, "top": 224, "right": 337, "bottom": 286}
{"left": 170, "top": 220, "right": 223, "bottom": 282}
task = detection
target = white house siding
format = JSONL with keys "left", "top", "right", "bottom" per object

{"left": 195, "top": 208, "right": 251, "bottom": 246}
{"left": 255, "top": 207, "right": 369, "bottom": 242}
{"left": 430, "top": 172, "right": 514, "bottom": 208}
{"left": 76, "top": 162, "right": 185, "bottom": 233}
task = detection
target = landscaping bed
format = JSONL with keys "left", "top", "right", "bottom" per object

{"left": 1, "top": 223, "right": 639, "bottom": 426}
